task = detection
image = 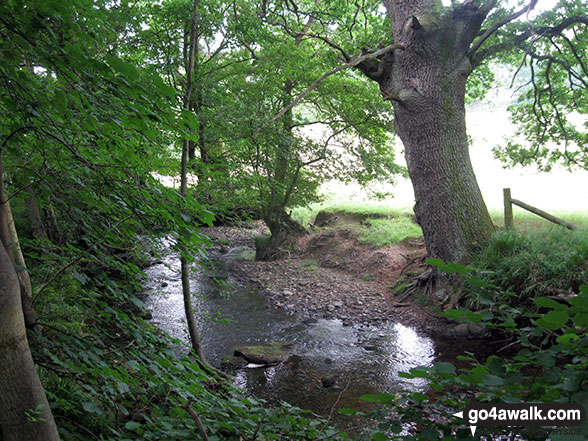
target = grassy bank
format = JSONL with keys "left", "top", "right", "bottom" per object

{"left": 292, "top": 201, "right": 421, "bottom": 247}
{"left": 293, "top": 199, "right": 588, "bottom": 305}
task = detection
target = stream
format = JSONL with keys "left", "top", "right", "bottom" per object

{"left": 142, "top": 244, "right": 437, "bottom": 421}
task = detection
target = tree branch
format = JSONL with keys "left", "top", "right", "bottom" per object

{"left": 183, "top": 400, "right": 209, "bottom": 441}
{"left": 294, "top": 31, "right": 351, "bottom": 61}
{"left": 468, "top": 0, "right": 538, "bottom": 58}
{"left": 253, "top": 43, "right": 402, "bottom": 137}
{"left": 475, "top": 15, "right": 588, "bottom": 64}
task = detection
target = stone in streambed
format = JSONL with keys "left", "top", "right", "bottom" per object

{"left": 220, "top": 355, "right": 248, "bottom": 370}
{"left": 234, "top": 341, "right": 294, "bottom": 365}
{"left": 321, "top": 374, "right": 340, "bottom": 388}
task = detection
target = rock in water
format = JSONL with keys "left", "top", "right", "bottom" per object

{"left": 220, "top": 355, "right": 248, "bottom": 370}
{"left": 234, "top": 341, "right": 294, "bottom": 365}
{"left": 321, "top": 374, "right": 340, "bottom": 388}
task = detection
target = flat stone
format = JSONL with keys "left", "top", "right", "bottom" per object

{"left": 234, "top": 341, "right": 294, "bottom": 365}
{"left": 327, "top": 304, "right": 336, "bottom": 312}
{"left": 333, "top": 301, "right": 343, "bottom": 308}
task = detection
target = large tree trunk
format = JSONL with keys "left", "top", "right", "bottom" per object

{"left": 256, "top": 211, "right": 306, "bottom": 261}
{"left": 0, "top": 155, "right": 37, "bottom": 327}
{"left": 0, "top": 232, "right": 60, "bottom": 441}
{"left": 368, "top": 0, "right": 495, "bottom": 264}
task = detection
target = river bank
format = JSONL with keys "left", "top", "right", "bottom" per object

{"left": 203, "top": 219, "right": 446, "bottom": 334}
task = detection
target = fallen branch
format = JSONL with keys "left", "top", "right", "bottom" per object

{"left": 320, "top": 375, "right": 352, "bottom": 432}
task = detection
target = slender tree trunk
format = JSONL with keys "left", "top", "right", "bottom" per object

{"left": 0, "top": 192, "right": 60, "bottom": 441}
{"left": 257, "top": 23, "right": 313, "bottom": 259}
{"left": 180, "top": 256, "right": 205, "bottom": 359}
{"left": 366, "top": 0, "right": 495, "bottom": 264}
{"left": 179, "top": 0, "right": 208, "bottom": 362}
{"left": 25, "top": 188, "right": 48, "bottom": 240}
{"left": 45, "top": 199, "right": 62, "bottom": 245}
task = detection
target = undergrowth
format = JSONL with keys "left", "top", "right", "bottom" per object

{"left": 465, "top": 227, "right": 588, "bottom": 310}
{"left": 29, "top": 238, "right": 357, "bottom": 441}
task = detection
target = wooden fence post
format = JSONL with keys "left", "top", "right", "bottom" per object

{"left": 503, "top": 188, "right": 513, "bottom": 230}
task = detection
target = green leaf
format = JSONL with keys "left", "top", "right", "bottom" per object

{"left": 441, "top": 309, "right": 466, "bottom": 320}
{"left": 360, "top": 393, "right": 395, "bottom": 405}
{"left": 482, "top": 374, "right": 504, "bottom": 387}
{"left": 82, "top": 401, "right": 102, "bottom": 415}
{"left": 426, "top": 258, "right": 475, "bottom": 274}
{"left": 536, "top": 310, "right": 569, "bottom": 330}
{"left": 534, "top": 297, "right": 566, "bottom": 310}
{"left": 124, "top": 421, "right": 141, "bottom": 431}
{"left": 573, "top": 313, "right": 588, "bottom": 327}
{"left": 434, "top": 362, "right": 456, "bottom": 374}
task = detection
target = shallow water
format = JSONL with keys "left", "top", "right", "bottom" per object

{"left": 142, "top": 246, "right": 436, "bottom": 419}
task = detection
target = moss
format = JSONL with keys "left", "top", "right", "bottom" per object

{"left": 234, "top": 341, "right": 294, "bottom": 365}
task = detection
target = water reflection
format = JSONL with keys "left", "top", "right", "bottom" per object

{"left": 143, "top": 248, "right": 436, "bottom": 418}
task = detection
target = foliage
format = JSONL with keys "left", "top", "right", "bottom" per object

{"left": 466, "top": 228, "right": 588, "bottom": 310}
{"left": 31, "top": 252, "right": 357, "bottom": 441}
{"left": 355, "top": 260, "right": 588, "bottom": 441}
{"left": 222, "top": 1, "right": 403, "bottom": 234}
{"left": 489, "top": 0, "right": 588, "bottom": 171}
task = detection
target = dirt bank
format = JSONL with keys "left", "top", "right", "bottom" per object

{"left": 202, "top": 218, "right": 450, "bottom": 333}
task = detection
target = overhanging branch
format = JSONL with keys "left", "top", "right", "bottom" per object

{"left": 474, "top": 15, "right": 588, "bottom": 65}
{"left": 468, "top": 0, "right": 538, "bottom": 58}
{"left": 253, "top": 43, "right": 402, "bottom": 137}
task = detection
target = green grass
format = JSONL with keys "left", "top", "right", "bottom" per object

{"left": 293, "top": 197, "right": 588, "bottom": 254}
{"left": 489, "top": 208, "right": 588, "bottom": 231}
{"left": 357, "top": 217, "right": 422, "bottom": 247}
{"left": 291, "top": 200, "right": 413, "bottom": 226}
{"left": 466, "top": 224, "right": 588, "bottom": 309}
{"left": 292, "top": 200, "right": 422, "bottom": 248}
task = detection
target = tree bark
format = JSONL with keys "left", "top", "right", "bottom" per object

{"left": 0, "top": 154, "right": 36, "bottom": 327}
{"left": 179, "top": 0, "right": 209, "bottom": 363}
{"left": 365, "top": 0, "right": 495, "bottom": 264}
{"left": 25, "top": 188, "right": 48, "bottom": 240}
{"left": 0, "top": 232, "right": 60, "bottom": 441}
